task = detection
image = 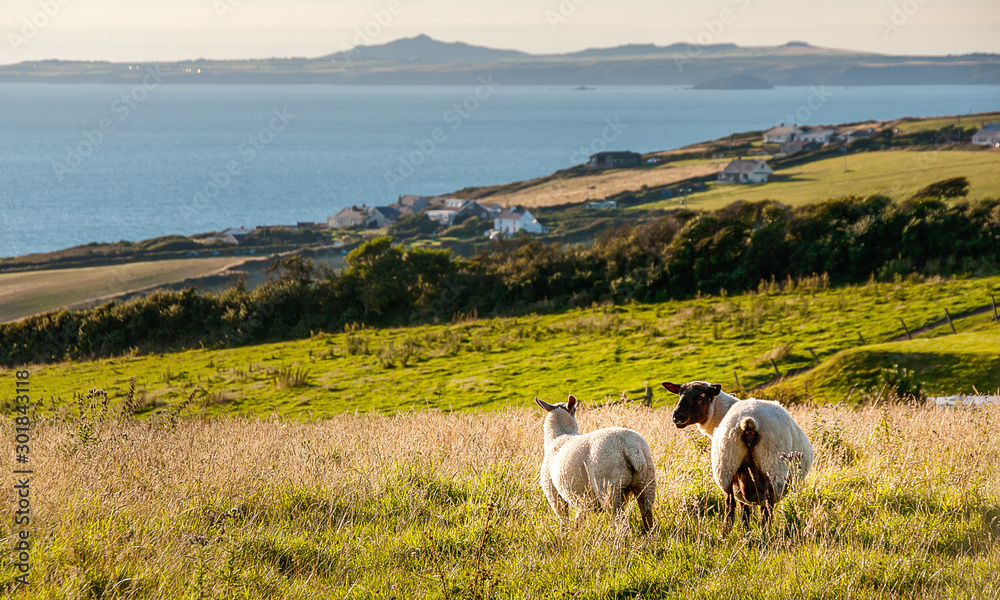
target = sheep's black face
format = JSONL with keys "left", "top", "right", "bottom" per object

{"left": 664, "top": 381, "right": 721, "bottom": 428}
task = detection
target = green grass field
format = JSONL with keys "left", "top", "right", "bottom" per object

{"left": 12, "top": 275, "right": 1000, "bottom": 418}
{"left": 893, "top": 112, "right": 1000, "bottom": 133}
{"left": 640, "top": 150, "right": 1000, "bottom": 211}
{"left": 0, "top": 257, "right": 259, "bottom": 323}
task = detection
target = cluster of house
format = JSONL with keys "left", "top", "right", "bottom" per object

{"left": 329, "top": 195, "right": 547, "bottom": 236}
{"left": 762, "top": 124, "right": 875, "bottom": 154}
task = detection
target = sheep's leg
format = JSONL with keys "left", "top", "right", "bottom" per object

{"left": 760, "top": 480, "right": 776, "bottom": 532}
{"left": 634, "top": 481, "right": 656, "bottom": 533}
{"left": 740, "top": 501, "right": 753, "bottom": 530}
{"left": 541, "top": 471, "right": 571, "bottom": 521}
{"left": 722, "top": 490, "right": 737, "bottom": 535}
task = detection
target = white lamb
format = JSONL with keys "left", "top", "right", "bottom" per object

{"left": 535, "top": 395, "right": 656, "bottom": 531}
{"left": 663, "top": 381, "right": 813, "bottom": 532}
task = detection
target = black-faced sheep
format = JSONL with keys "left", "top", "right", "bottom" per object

{"left": 535, "top": 395, "right": 656, "bottom": 532}
{"left": 663, "top": 381, "right": 813, "bottom": 532}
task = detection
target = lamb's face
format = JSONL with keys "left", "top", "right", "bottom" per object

{"left": 664, "top": 381, "right": 721, "bottom": 428}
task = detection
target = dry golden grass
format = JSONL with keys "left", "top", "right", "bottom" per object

{"left": 490, "top": 162, "right": 725, "bottom": 208}
{"left": 2, "top": 403, "right": 999, "bottom": 598}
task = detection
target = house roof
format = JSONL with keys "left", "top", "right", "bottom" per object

{"left": 975, "top": 122, "right": 1000, "bottom": 133}
{"left": 335, "top": 206, "right": 368, "bottom": 218}
{"left": 374, "top": 206, "right": 401, "bottom": 218}
{"left": 722, "top": 159, "right": 770, "bottom": 173}
{"left": 398, "top": 194, "right": 425, "bottom": 206}
{"left": 497, "top": 208, "right": 526, "bottom": 220}
{"left": 800, "top": 129, "right": 835, "bottom": 136}
{"left": 221, "top": 227, "right": 255, "bottom": 236}
{"left": 589, "top": 151, "right": 641, "bottom": 160}
{"left": 765, "top": 125, "right": 802, "bottom": 135}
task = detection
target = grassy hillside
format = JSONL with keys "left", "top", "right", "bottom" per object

{"left": 3, "top": 404, "right": 997, "bottom": 598}
{"left": 0, "top": 257, "right": 260, "bottom": 323}
{"left": 12, "top": 275, "right": 1000, "bottom": 418}
{"left": 776, "top": 328, "right": 1000, "bottom": 403}
{"left": 640, "top": 151, "right": 1000, "bottom": 212}
{"left": 474, "top": 161, "right": 725, "bottom": 208}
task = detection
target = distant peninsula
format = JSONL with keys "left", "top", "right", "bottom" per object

{"left": 1, "top": 35, "right": 998, "bottom": 86}
{"left": 692, "top": 74, "right": 775, "bottom": 89}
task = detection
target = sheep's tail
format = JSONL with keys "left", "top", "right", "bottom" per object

{"left": 623, "top": 444, "right": 648, "bottom": 475}
{"left": 740, "top": 416, "right": 761, "bottom": 452}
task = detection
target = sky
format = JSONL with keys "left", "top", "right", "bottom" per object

{"left": 2, "top": 0, "right": 998, "bottom": 65}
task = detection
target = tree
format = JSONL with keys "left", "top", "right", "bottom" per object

{"left": 911, "top": 176, "right": 969, "bottom": 200}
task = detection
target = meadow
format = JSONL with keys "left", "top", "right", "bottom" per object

{"left": 0, "top": 257, "right": 259, "bottom": 323}
{"left": 1, "top": 402, "right": 998, "bottom": 598}
{"left": 13, "top": 274, "right": 1000, "bottom": 418}
{"left": 640, "top": 151, "right": 1000, "bottom": 212}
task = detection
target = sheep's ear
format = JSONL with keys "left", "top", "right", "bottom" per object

{"left": 566, "top": 395, "right": 577, "bottom": 414}
{"left": 662, "top": 382, "right": 682, "bottom": 394}
{"left": 535, "top": 397, "right": 556, "bottom": 412}
{"left": 709, "top": 384, "right": 722, "bottom": 396}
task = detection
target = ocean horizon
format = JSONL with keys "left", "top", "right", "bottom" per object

{"left": 1, "top": 83, "right": 998, "bottom": 258}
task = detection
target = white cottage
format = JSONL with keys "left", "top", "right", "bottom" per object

{"left": 718, "top": 159, "right": 773, "bottom": 184}
{"left": 495, "top": 207, "right": 547, "bottom": 235}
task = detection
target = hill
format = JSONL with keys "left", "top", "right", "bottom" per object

{"left": 1, "top": 36, "right": 998, "bottom": 85}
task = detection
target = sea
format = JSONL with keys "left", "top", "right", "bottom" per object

{"left": 1, "top": 83, "right": 998, "bottom": 258}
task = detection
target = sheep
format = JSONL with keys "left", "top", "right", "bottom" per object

{"left": 663, "top": 381, "right": 813, "bottom": 532}
{"left": 535, "top": 395, "right": 656, "bottom": 532}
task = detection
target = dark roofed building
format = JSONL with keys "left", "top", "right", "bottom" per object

{"left": 587, "top": 151, "right": 642, "bottom": 169}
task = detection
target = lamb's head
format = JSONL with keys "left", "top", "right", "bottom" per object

{"left": 663, "top": 381, "right": 721, "bottom": 428}
{"left": 535, "top": 395, "right": 579, "bottom": 437}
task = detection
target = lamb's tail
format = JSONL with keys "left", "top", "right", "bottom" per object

{"left": 623, "top": 443, "right": 648, "bottom": 475}
{"left": 740, "top": 416, "right": 761, "bottom": 450}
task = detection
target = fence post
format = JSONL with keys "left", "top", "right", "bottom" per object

{"left": 857, "top": 331, "right": 865, "bottom": 345}
{"left": 807, "top": 347, "right": 820, "bottom": 365}
{"left": 769, "top": 359, "right": 781, "bottom": 377}
{"left": 734, "top": 370, "right": 740, "bottom": 388}
{"left": 944, "top": 308, "right": 957, "bottom": 334}
{"left": 643, "top": 385, "right": 652, "bottom": 407}
{"left": 899, "top": 318, "right": 912, "bottom": 340}
{"left": 992, "top": 294, "right": 998, "bottom": 322}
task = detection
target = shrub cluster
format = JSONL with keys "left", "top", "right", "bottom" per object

{"left": 3, "top": 195, "right": 998, "bottom": 366}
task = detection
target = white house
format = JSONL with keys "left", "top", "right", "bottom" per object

{"left": 763, "top": 125, "right": 803, "bottom": 144}
{"left": 797, "top": 129, "right": 836, "bottom": 144}
{"left": 718, "top": 159, "right": 773, "bottom": 184}
{"left": 495, "top": 207, "right": 547, "bottom": 235}
{"left": 221, "top": 227, "right": 255, "bottom": 238}
{"left": 586, "top": 200, "right": 617, "bottom": 210}
{"left": 972, "top": 123, "right": 1000, "bottom": 146}
{"left": 370, "top": 206, "right": 401, "bottom": 228}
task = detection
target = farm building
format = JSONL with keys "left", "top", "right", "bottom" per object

{"left": 587, "top": 151, "right": 642, "bottom": 169}
{"left": 718, "top": 159, "right": 773, "bottom": 184}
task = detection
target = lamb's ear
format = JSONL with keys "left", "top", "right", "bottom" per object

{"left": 566, "top": 395, "right": 577, "bottom": 415}
{"left": 662, "top": 382, "right": 682, "bottom": 394}
{"left": 709, "top": 384, "right": 722, "bottom": 396}
{"left": 535, "top": 397, "right": 556, "bottom": 412}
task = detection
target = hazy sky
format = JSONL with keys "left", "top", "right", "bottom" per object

{"left": 2, "top": 0, "right": 998, "bottom": 64}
